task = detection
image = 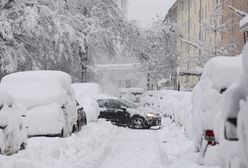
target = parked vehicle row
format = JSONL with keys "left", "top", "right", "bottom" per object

{"left": 0, "top": 71, "right": 87, "bottom": 155}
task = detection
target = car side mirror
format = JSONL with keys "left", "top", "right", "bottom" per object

{"left": 224, "top": 118, "right": 238, "bottom": 141}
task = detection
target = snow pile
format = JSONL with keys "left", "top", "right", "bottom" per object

{"left": 0, "top": 90, "right": 27, "bottom": 155}
{"left": 0, "top": 120, "right": 119, "bottom": 168}
{"left": 0, "top": 71, "right": 73, "bottom": 109}
{"left": 202, "top": 48, "right": 248, "bottom": 167}
{"left": 72, "top": 83, "right": 101, "bottom": 122}
{"left": 201, "top": 56, "right": 242, "bottom": 91}
{"left": 140, "top": 90, "right": 192, "bottom": 136}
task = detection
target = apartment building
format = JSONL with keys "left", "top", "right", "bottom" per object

{"left": 223, "top": 0, "right": 248, "bottom": 55}
{"left": 166, "top": 0, "right": 248, "bottom": 90}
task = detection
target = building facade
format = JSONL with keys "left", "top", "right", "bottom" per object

{"left": 166, "top": 0, "right": 248, "bottom": 91}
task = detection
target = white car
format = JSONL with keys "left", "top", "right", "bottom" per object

{"left": 0, "top": 91, "right": 27, "bottom": 155}
{"left": 0, "top": 71, "right": 78, "bottom": 137}
{"left": 214, "top": 44, "right": 248, "bottom": 168}
{"left": 191, "top": 56, "right": 242, "bottom": 160}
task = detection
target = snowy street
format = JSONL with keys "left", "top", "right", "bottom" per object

{"left": 0, "top": 119, "right": 218, "bottom": 168}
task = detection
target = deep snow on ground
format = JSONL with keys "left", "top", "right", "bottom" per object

{"left": 0, "top": 119, "right": 219, "bottom": 168}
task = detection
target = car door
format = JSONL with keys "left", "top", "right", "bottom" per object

{"left": 107, "top": 100, "right": 130, "bottom": 125}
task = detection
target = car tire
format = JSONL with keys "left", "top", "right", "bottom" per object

{"left": 72, "top": 124, "right": 77, "bottom": 133}
{"left": 60, "top": 129, "right": 64, "bottom": 138}
{"left": 130, "top": 117, "right": 147, "bottom": 129}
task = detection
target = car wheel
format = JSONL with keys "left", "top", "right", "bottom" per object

{"left": 130, "top": 117, "right": 147, "bottom": 129}
{"left": 83, "top": 117, "right": 87, "bottom": 126}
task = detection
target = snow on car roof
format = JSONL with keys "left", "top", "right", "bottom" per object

{"left": 0, "top": 71, "right": 73, "bottom": 109}
{"left": 201, "top": 56, "right": 243, "bottom": 90}
{"left": 94, "top": 94, "right": 118, "bottom": 100}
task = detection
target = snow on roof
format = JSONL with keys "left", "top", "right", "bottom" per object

{"left": 240, "top": 15, "right": 248, "bottom": 31}
{"left": 201, "top": 56, "right": 243, "bottom": 90}
{"left": 0, "top": 71, "right": 73, "bottom": 109}
{"left": 94, "top": 94, "right": 118, "bottom": 100}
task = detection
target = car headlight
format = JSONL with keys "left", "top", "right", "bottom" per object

{"left": 146, "top": 112, "right": 156, "bottom": 118}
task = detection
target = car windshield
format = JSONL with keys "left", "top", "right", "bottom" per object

{"left": 120, "top": 100, "right": 137, "bottom": 108}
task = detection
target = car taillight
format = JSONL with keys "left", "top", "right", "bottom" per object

{"left": 204, "top": 129, "right": 216, "bottom": 146}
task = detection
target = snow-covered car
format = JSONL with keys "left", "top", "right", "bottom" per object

{"left": 97, "top": 98, "right": 161, "bottom": 129}
{"left": 0, "top": 91, "right": 27, "bottom": 155}
{"left": 72, "top": 83, "right": 101, "bottom": 122}
{"left": 209, "top": 44, "right": 248, "bottom": 168}
{"left": 191, "top": 56, "right": 242, "bottom": 159}
{"left": 0, "top": 71, "right": 78, "bottom": 137}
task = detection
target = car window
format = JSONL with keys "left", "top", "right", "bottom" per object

{"left": 120, "top": 100, "right": 137, "bottom": 108}
{"left": 97, "top": 99, "right": 107, "bottom": 108}
{"left": 107, "top": 100, "right": 121, "bottom": 108}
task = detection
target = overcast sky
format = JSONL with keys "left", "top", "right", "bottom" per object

{"left": 127, "top": 0, "right": 176, "bottom": 28}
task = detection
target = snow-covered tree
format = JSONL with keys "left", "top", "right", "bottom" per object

{"left": 0, "top": 0, "right": 131, "bottom": 81}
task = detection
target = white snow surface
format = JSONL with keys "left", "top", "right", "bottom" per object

{"left": 0, "top": 118, "right": 219, "bottom": 168}
{"left": 0, "top": 71, "right": 74, "bottom": 109}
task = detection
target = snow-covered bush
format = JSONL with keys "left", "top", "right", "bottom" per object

{"left": 0, "top": 90, "right": 27, "bottom": 155}
{"left": 72, "top": 83, "right": 101, "bottom": 122}
{"left": 0, "top": 70, "right": 78, "bottom": 137}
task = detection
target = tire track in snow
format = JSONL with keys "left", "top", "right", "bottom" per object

{"left": 76, "top": 127, "right": 123, "bottom": 168}
{"left": 154, "top": 122, "right": 171, "bottom": 166}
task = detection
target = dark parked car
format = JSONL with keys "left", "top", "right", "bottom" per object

{"left": 97, "top": 98, "right": 161, "bottom": 129}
